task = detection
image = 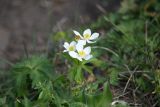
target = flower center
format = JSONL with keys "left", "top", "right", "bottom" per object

{"left": 78, "top": 51, "right": 86, "bottom": 57}
{"left": 84, "top": 34, "right": 91, "bottom": 39}
{"left": 68, "top": 46, "right": 75, "bottom": 51}
{"left": 75, "top": 35, "right": 81, "bottom": 41}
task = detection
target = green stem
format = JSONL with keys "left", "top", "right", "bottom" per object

{"left": 92, "top": 46, "right": 119, "bottom": 57}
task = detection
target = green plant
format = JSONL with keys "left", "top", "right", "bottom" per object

{"left": 0, "top": 0, "right": 159, "bottom": 106}
{"left": 0, "top": 33, "right": 115, "bottom": 107}
{"left": 89, "top": 0, "right": 160, "bottom": 106}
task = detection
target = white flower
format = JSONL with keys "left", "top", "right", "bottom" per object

{"left": 63, "top": 41, "right": 76, "bottom": 52}
{"left": 69, "top": 42, "right": 93, "bottom": 61}
{"left": 73, "top": 29, "right": 99, "bottom": 45}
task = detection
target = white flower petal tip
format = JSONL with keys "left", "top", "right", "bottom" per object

{"left": 84, "top": 47, "right": 91, "bottom": 54}
{"left": 87, "top": 40, "right": 96, "bottom": 43}
{"left": 69, "top": 51, "right": 78, "bottom": 58}
{"left": 83, "top": 29, "right": 91, "bottom": 36}
{"left": 90, "top": 33, "right": 99, "bottom": 40}
{"left": 84, "top": 55, "right": 93, "bottom": 60}
{"left": 63, "top": 42, "right": 69, "bottom": 49}
{"left": 63, "top": 50, "right": 67, "bottom": 52}
{"left": 70, "top": 41, "right": 76, "bottom": 46}
{"left": 73, "top": 30, "right": 80, "bottom": 35}
{"left": 77, "top": 57, "right": 82, "bottom": 61}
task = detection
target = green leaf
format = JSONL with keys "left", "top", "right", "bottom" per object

{"left": 75, "top": 67, "right": 83, "bottom": 84}
{"left": 23, "top": 96, "right": 32, "bottom": 107}
{"left": 101, "top": 82, "right": 113, "bottom": 107}
{"left": 82, "top": 65, "right": 93, "bottom": 74}
{"left": 77, "top": 82, "right": 113, "bottom": 107}
{"left": 108, "top": 68, "right": 119, "bottom": 86}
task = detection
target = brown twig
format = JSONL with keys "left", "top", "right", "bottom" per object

{"left": 123, "top": 65, "right": 138, "bottom": 94}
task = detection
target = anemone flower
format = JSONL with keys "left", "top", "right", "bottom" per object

{"left": 73, "top": 29, "right": 99, "bottom": 45}
{"left": 63, "top": 41, "right": 76, "bottom": 52}
{"left": 69, "top": 42, "right": 93, "bottom": 61}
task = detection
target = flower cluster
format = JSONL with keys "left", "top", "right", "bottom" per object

{"left": 63, "top": 29, "right": 99, "bottom": 61}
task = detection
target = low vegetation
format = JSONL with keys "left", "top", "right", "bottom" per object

{"left": 0, "top": 0, "right": 160, "bottom": 107}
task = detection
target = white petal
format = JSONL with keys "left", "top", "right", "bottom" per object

{"left": 77, "top": 40, "right": 86, "bottom": 45}
{"left": 76, "top": 43, "right": 84, "bottom": 52}
{"left": 84, "top": 47, "right": 91, "bottom": 55}
{"left": 70, "top": 41, "right": 76, "bottom": 46}
{"left": 87, "top": 40, "right": 96, "bottom": 43}
{"left": 63, "top": 50, "right": 68, "bottom": 52}
{"left": 84, "top": 55, "right": 93, "bottom": 60}
{"left": 69, "top": 51, "right": 78, "bottom": 58}
{"left": 63, "top": 42, "right": 69, "bottom": 49}
{"left": 83, "top": 29, "right": 91, "bottom": 36}
{"left": 77, "top": 56, "right": 82, "bottom": 61}
{"left": 90, "top": 33, "right": 99, "bottom": 40}
{"left": 73, "top": 30, "right": 83, "bottom": 38}
{"left": 73, "top": 30, "right": 81, "bottom": 36}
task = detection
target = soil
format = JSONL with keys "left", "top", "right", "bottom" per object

{"left": 0, "top": 0, "right": 119, "bottom": 68}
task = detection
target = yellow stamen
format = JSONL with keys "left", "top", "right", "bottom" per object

{"left": 69, "top": 46, "right": 75, "bottom": 51}
{"left": 84, "top": 34, "right": 91, "bottom": 39}
{"left": 78, "top": 51, "right": 86, "bottom": 57}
